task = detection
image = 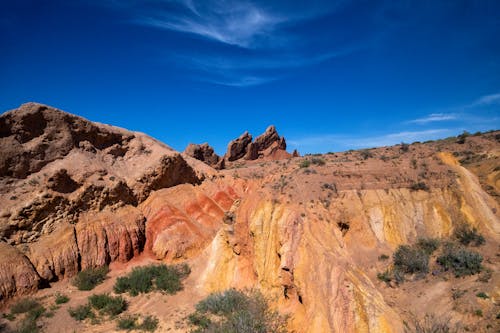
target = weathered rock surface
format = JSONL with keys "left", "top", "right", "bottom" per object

{"left": 224, "top": 125, "right": 291, "bottom": 163}
{"left": 183, "top": 143, "right": 222, "bottom": 169}
{"left": 225, "top": 131, "right": 253, "bottom": 161}
{"left": 0, "top": 103, "right": 203, "bottom": 245}
{"left": 76, "top": 206, "right": 146, "bottom": 269}
{"left": 140, "top": 183, "right": 238, "bottom": 261}
{"left": 0, "top": 242, "right": 40, "bottom": 300}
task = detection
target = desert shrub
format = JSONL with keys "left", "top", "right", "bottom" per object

{"left": 55, "top": 293, "right": 70, "bottom": 304}
{"left": 299, "top": 160, "right": 311, "bottom": 168}
{"left": 416, "top": 238, "right": 440, "bottom": 255}
{"left": 410, "top": 182, "right": 429, "bottom": 191}
{"left": 16, "top": 317, "right": 39, "bottom": 333}
{"left": 403, "top": 314, "right": 460, "bottom": 333}
{"left": 378, "top": 254, "right": 390, "bottom": 261}
{"left": 377, "top": 270, "right": 392, "bottom": 283}
{"left": 453, "top": 225, "right": 485, "bottom": 246}
{"left": 117, "top": 315, "right": 137, "bottom": 330}
{"left": 88, "top": 294, "right": 126, "bottom": 316}
{"left": 10, "top": 298, "right": 41, "bottom": 315}
{"left": 139, "top": 315, "right": 159, "bottom": 331}
{"left": 311, "top": 157, "right": 325, "bottom": 166}
{"left": 360, "top": 149, "right": 373, "bottom": 160}
{"left": 68, "top": 304, "right": 94, "bottom": 321}
{"left": 400, "top": 142, "right": 410, "bottom": 152}
{"left": 393, "top": 245, "right": 429, "bottom": 275}
{"left": 476, "top": 292, "right": 489, "bottom": 299}
{"left": 188, "top": 289, "right": 288, "bottom": 333}
{"left": 114, "top": 264, "right": 189, "bottom": 296}
{"left": 116, "top": 314, "right": 158, "bottom": 331}
{"left": 437, "top": 244, "right": 482, "bottom": 277}
{"left": 73, "top": 266, "right": 109, "bottom": 291}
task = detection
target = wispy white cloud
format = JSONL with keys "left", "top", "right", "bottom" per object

{"left": 137, "top": 0, "right": 283, "bottom": 48}
{"left": 93, "top": 0, "right": 361, "bottom": 86}
{"left": 469, "top": 92, "right": 500, "bottom": 107}
{"left": 408, "top": 113, "right": 457, "bottom": 124}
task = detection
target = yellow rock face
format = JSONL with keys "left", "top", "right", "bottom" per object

{"left": 195, "top": 156, "right": 499, "bottom": 332}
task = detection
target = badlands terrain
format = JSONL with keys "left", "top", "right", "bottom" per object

{"left": 0, "top": 103, "right": 499, "bottom": 332}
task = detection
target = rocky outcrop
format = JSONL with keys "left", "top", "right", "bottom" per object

{"left": 0, "top": 102, "right": 129, "bottom": 179}
{"left": 224, "top": 125, "right": 291, "bottom": 163}
{"left": 75, "top": 206, "right": 146, "bottom": 270}
{"left": 183, "top": 143, "right": 223, "bottom": 169}
{"left": 0, "top": 242, "right": 40, "bottom": 300}
{"left": 140, "top": 183, "right": 238, "bottom": 261}
{"left": 226, "top": 131, "right": 253, "bottom": 161}
{"left": 26, "top": 205, "right": 146, "bottom": 283}
{"left": 0, "top": 103, "right": 203, "bottom": 245}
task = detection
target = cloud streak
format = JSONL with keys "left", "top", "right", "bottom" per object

{"left": 408, "top": 113, "right": 457, "bottom": 124}
{"left": 95, "top": 0, "right": 366, "bottom": 86}
{"left": 137, "top": 0, "right": 283, "bottom": 48}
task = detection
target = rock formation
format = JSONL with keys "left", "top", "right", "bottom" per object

{"left": 0, "top": 103, "right": 204, "bottom": 245}
{"left": 0, "top": 103, "right": 499, "bottom": 333}
{"left": 183, "top": 143, "right": 224, "bottom": 169}
{"left": 224, "top": 125, "right": 291, "bottom": 163}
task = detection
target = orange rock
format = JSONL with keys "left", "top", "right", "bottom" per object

{"left": 0, "top": 242, "right": 40, "bottom": 300}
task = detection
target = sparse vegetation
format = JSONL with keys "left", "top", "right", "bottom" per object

{"left": 410, "top": 182, "right": 429, "bottom": 191}
{"left": 55, "top": 293, "right": 70, "bottom": 304}
{"left": 437, "top": 244, "right": 482, "bottom": 277}
{"left": 68, "top": 304, "right": 94, "bottom": 321}
{"left": 8, "top": 298, "right": 47, "bottom": 333}
{"left": 311, "top": 157, "right": 326, "bottom": 165}
{"left": 453, "top": 224, "right": 485, "bottom": 247}
{"left": 88, "top": 294, "right": 127, "bottom": 316}
{"left": 73, "top": 265, "right": 109, "bottom": 291}
{"left": 187, "top": 289, "right": 288, "bottom": 333}
{"left": 377, "top": 270, "right": 392, "bottom": 283}
{"left": 403, "top": 314, "right": 460, "bottom": 333}
{"left": 378, "top": 254, "right": 390, "bottom": 261}
{"left": 476, "top": 292, "right": 489, "bottom": 299}
{"left": 416, "top": 238, "right": 440, "bottom": 255}
{"left": 299, "top": 159, "right": 311, "bottom": 168}
{"left": 116, "top": 314, "right": 159, "bottom": 331}
{"left": 114, "top": 263, "right": 190, "bottom": 296}
{"left": 393, "top": 245, "right": 429, "bottom": 275}
{"left": 10, "top": 298, "right": 41, "bottom": 315}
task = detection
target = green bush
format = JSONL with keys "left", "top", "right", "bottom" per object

{"left": 393, "top": 245, "right": 429, "bottom": 275}
{"left": 117, "top": 315, "right": 137, "bottom": 330}
{"left": 299, "top": 160, "right": 311, "bottom": 168}
{"left": 10, "top": 298, "right": 41, "bottom": 314}
{"left": 68, "top": 304, "right": 94, "bottom": 321}
{"left": 139, "top": 315, "right": 159, "bottom": 332}
{"left": 88, "top": 294, "right": 127, "bottom": 316}
{"left": 437, "top": 244, "right": 482, "bottom": 277}
{"left": 73, "top": 266, "right": 109, "bottom": 291}
{"left": 188, "top": 289, "right": 288, "bottom": 333}
{"left": 377, "top": 270, "right": 392, "bottom": 283}
{"left": 311, "top": 157, "right": 326, "bottom": 166}
{"left": 416, "top": 238, "right": 440, "bottom": 255}
{"left": 55, "top": 293, "right": 70, "bottom": 304}
{"left": 378, "top": 254, "right": 390, "bottom": 261}
{"left": 453, "top": 225, "right": 485, "bottom": 247}
{"left": 114, "top": 264, "right": 189, "bottom": 296}
{"left": 116, "top": 314, "right": 159, "bottom": 332}
{"left": 476, "top": 292, "right": 489, "bottom": 299}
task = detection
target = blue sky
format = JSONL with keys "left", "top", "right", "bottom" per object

{"left": 1, "top": 0, "right": 499, "bottom": 154}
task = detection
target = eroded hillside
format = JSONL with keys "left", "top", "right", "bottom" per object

{"left": 0, "top": 103, "right": 499, "bottom": 332}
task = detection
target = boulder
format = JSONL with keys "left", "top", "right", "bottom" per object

{"left": 225, "top": 131, "right": 252, "bottom": 161}
{"left": 184, "top": 143, "right": 221, "bottom": 168}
